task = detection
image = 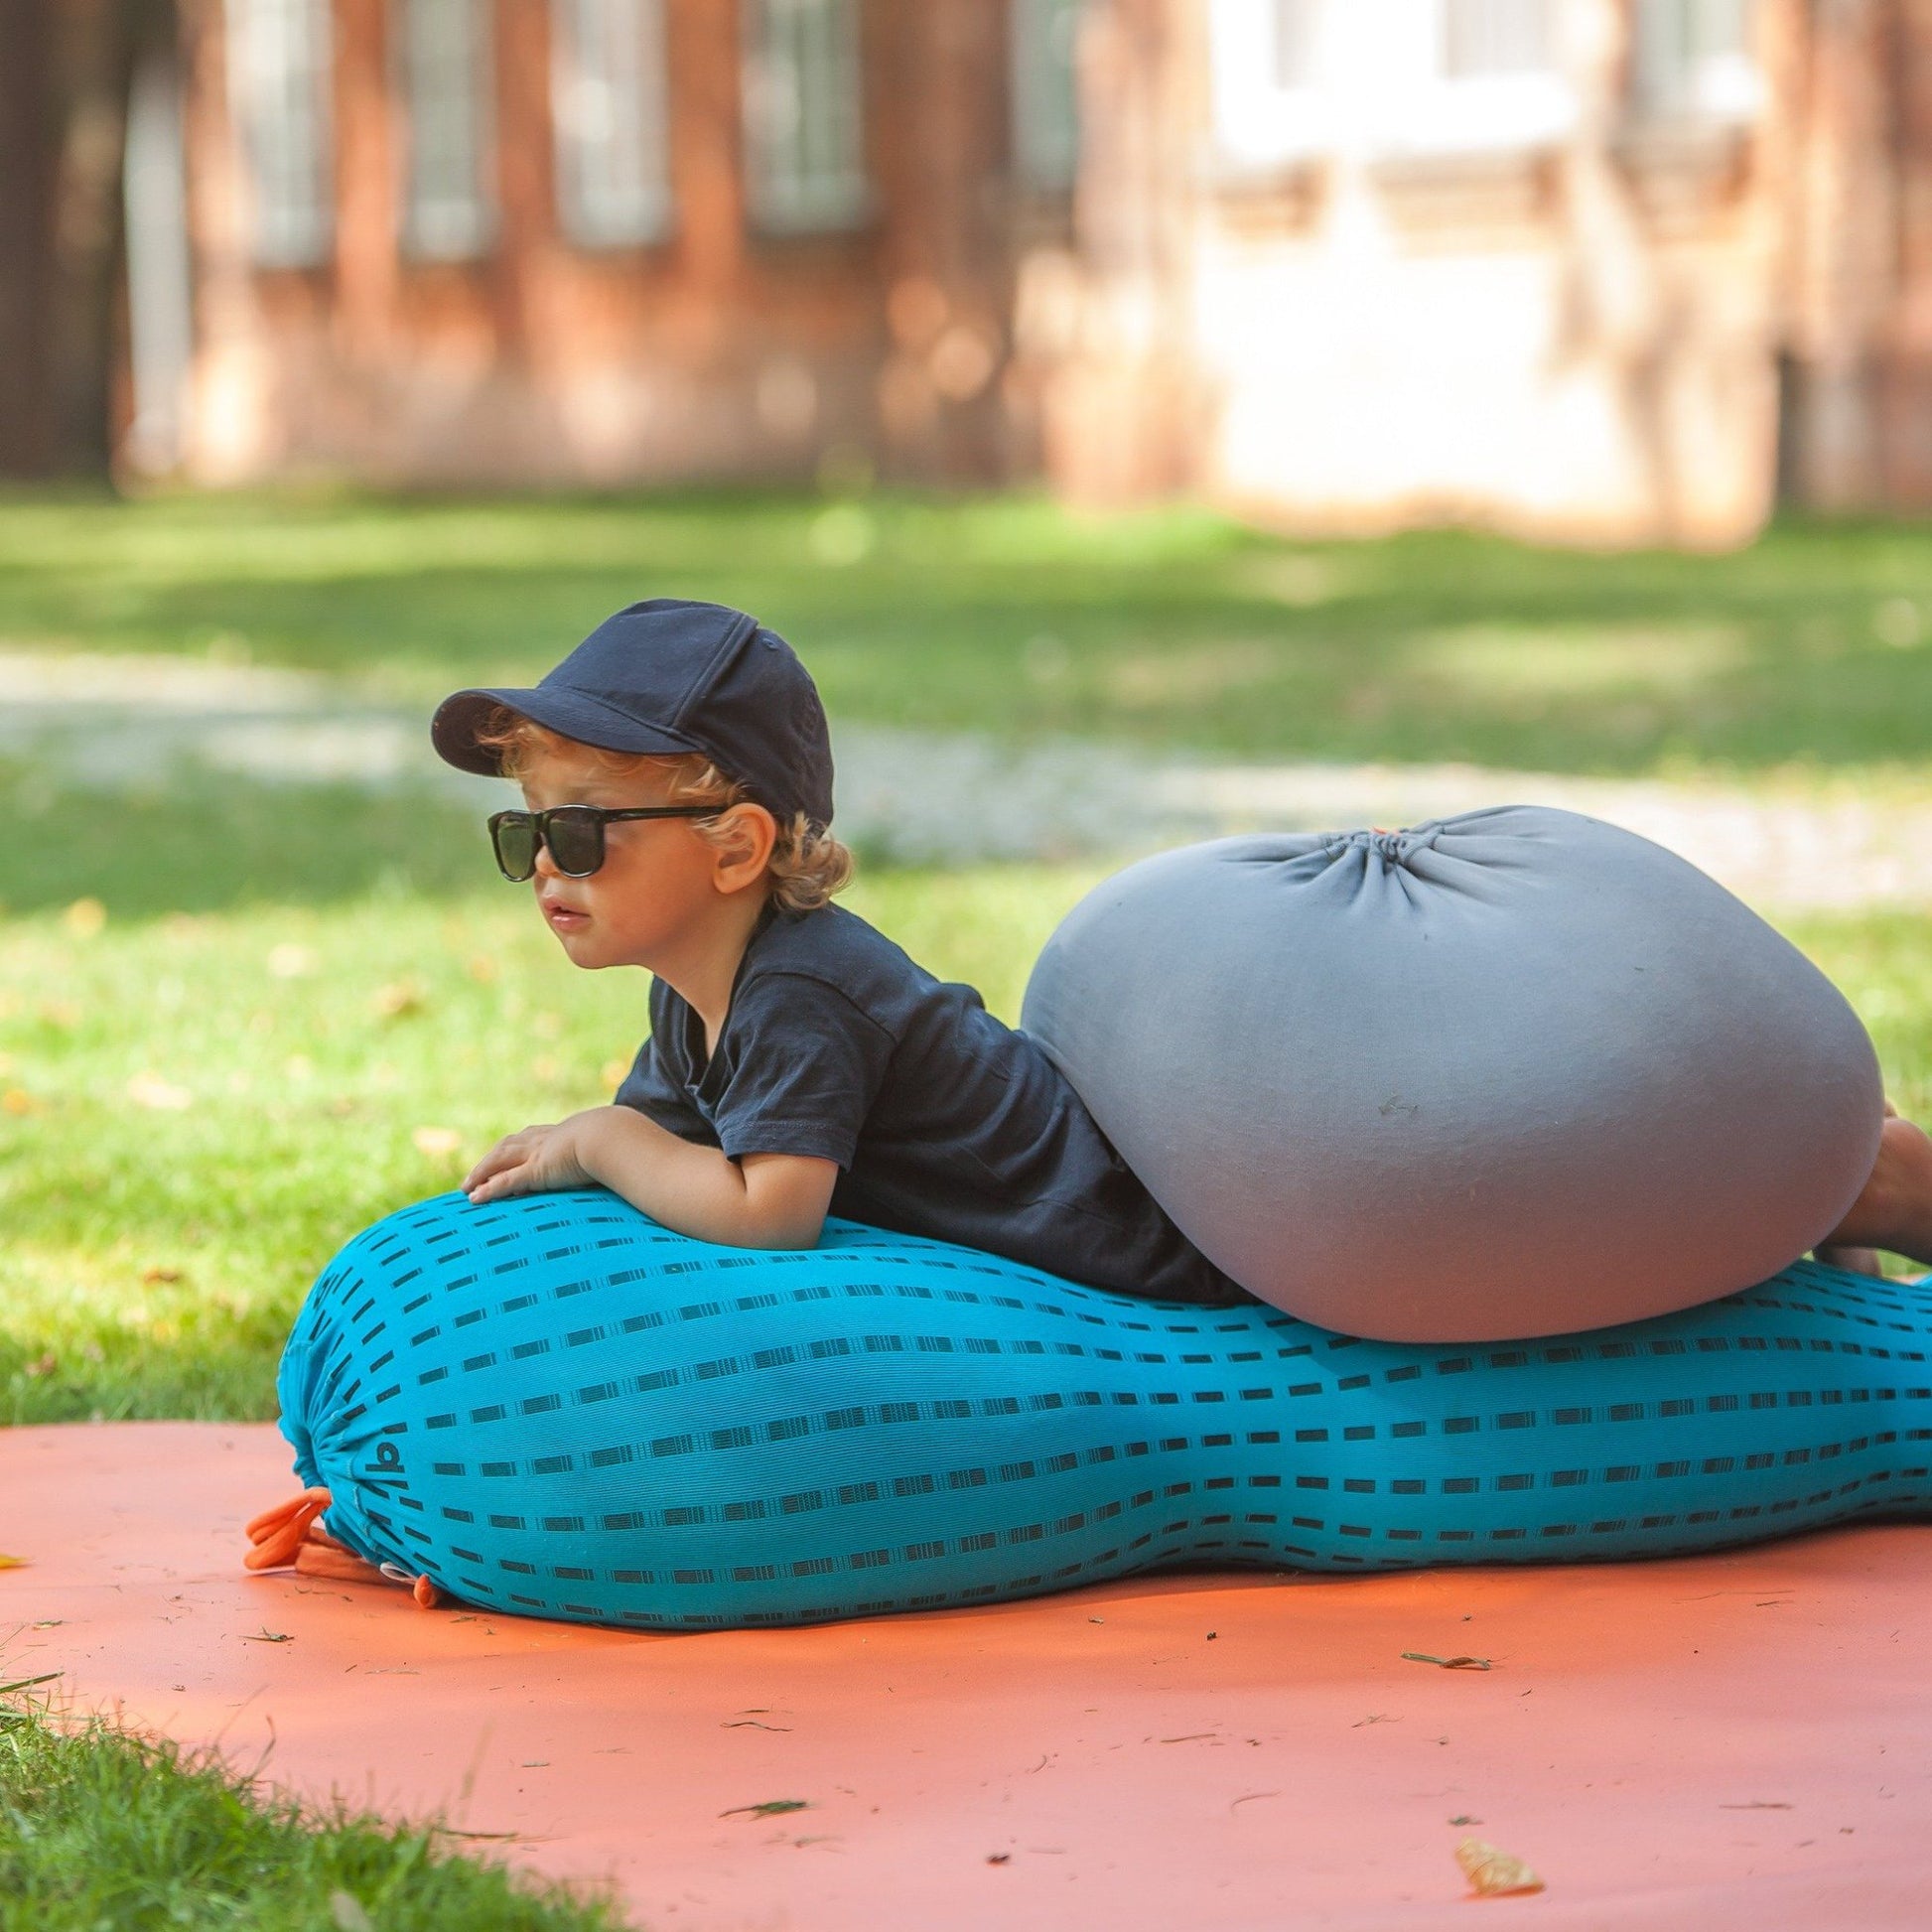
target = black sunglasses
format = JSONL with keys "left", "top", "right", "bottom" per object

{"left": 487, "top": 804, "right": 720, "bottom": 881}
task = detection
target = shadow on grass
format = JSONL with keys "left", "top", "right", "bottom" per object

{"left": 0, "top": 771, "right": 495, "bottom": 918}
{"left": 1, "top": 1316, "right": 289, "bottom": 1426}
{"left": 9, "top": 490, "right": 1932, "bottom": 773}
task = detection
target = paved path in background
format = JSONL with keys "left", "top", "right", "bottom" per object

{"left": 4, "top": 647, "right": 1930, "bottom": 909}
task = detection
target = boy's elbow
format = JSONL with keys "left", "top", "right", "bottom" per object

{"left": 731, "top": 1153, "right": 837, "bottom": 1252}
{"left": 737, "top": 1206, "right": 826, "bottom": 1252}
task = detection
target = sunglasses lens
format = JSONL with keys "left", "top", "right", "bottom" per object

{"left": 545, "top": 808, "right": 604, "bottom": 878}
{"left": 490, "top": 814, "right": 538, "bottom": 881}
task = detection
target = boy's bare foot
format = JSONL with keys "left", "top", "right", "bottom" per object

{"left": 1816, "top": 1244, "right": 1893, "bottom": 1275}
{"left": 1818, "top": 1112, "right": 1932, "bottom": 1270}
{"left": 1814, "top": 1242, "right": 1888, "bottom": 1278}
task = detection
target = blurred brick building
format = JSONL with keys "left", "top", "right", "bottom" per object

{"left": 1053, "top": 0, "right": 1911, "bottom": 545}
{"left": 123, "top": 0, "right": 1932, "bottom": 541}
{"left": 137, "top": 0, "right": 1074, "bottom": 486}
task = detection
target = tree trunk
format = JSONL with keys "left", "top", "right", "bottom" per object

{"left": 0, "top": 0, "right": 180, "bottom": 479}
{"left": 0, "top": 0, "right": 62, "bottom": 476}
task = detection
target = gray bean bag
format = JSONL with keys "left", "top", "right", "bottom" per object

{"left": 1021, "top": 807, "right": 1884, "bottom": 1341}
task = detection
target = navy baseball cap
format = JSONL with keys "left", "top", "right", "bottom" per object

{"left": 431, "top": 599, "right": 835, "bottom": 830}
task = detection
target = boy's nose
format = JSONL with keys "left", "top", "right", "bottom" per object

{"left": 531, "top": 837, "right": 563, "bottom": 881}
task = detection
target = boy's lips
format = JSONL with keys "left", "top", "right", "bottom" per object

{"left": 541, "top": 898, "right": 590, "bottom": 930}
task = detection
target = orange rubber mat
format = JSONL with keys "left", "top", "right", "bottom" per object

{"left": 4, "top": 1421, "right": 1930, "bottom": 1928}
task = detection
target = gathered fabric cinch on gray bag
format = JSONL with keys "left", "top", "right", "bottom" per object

{"left": 1021, "top": 806, "right": 1884, "bottom": 1343}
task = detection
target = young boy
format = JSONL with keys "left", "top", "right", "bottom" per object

{"left": 437, "top": 599, "right": 1932, "bottom": 1298}
{"left": 433, "top": 598, "right": 1251, "bottom": 1305}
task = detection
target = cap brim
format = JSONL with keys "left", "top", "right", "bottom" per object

{"left": 430, "top": 688, "right": 697, "bottom": 777}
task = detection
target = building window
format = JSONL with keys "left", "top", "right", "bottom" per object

{"left": 400, "top": 0, "right": 495, "bottom": 260}
{"left": 1403, "top": 0, "right": 1573, "bottom": 154}
{"left": 552, "top": 0, "right": 672, "bottom": 247}
{"left": 1270, "top": 0, "right": 1322, "bottom": 88}
{"left": 227, "top": 0, "right": 334, "bottom": 268}
{"left": 1012, "top": 0, "right": 1081, "bottom": 193}
{"left": 1442, "top": 0, "right": 1553, "bottom": 77}
{"left": 742, "top": 0, "right": 868, "bottom": 233}
{"left": 1633, "top": 0, "right": 1760, "bottom": 121}
{"left": 1211, "top": 0, "right": 1575, "bottom": 170}
{"left": 1208, "top": 0, "right": 1331, "bottom": 171}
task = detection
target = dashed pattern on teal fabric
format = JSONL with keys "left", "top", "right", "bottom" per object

{"left": 276, "top": 1190, "right": 1932, "bottom": 1629}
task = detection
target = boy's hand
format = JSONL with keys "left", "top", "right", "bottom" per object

{"left": 464, "top": 1113, "right": 603, "bottom": 1204}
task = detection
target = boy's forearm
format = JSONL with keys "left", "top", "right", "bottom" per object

{"left": 571, "top": 1106, "right": 822, "bottom": 1249}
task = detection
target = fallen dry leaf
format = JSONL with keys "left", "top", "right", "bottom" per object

{"left": 63, "top": 897, "right": 106, "bottom": 939}
{"left": 0, "top": 1555, "right": 28, "bottom": 1571}
{"left": 241, "top": 1628, "right": 293, "bottom": 1644}
{"left": 1404, "top": 1651, "right": 1493, "bottom": 1670}
{"left": 141, "top": 1265, "right": 183, "bottom": 1286}
{"left": 1455, "top": 1838, "right": 1544, "bottom": 1897}
{"left": 720, "top": 1799, "right": 812, "bottom": 1820}
{"left": 329, "top": 1891, "right": 374, "bottom": 1932}
{"left": 128, "top": 1072, "right": 194, "bottom": 1112}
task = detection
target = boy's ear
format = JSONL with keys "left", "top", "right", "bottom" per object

{"left": 709, "top": 802, "right": 778, "bottom": 896}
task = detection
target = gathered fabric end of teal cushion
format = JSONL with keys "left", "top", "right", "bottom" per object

{"left": 279, "top": 1187, "right": 1932, "bottom": 1631}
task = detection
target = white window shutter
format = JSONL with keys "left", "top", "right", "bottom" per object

{"left": 228, "top": 0, "right": 335, "bottom": 268}
{"left": 553, "top": 0, "right": 673, "bottom": 247}
{"left": 743, "top": 0, "right": 869, "bottom": 233}
{"left": 401, "top": 0, "right": 495, "bottom": 261}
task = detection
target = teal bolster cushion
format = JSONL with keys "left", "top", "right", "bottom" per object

{"left": 1020, "top": 808, "right": 1884, "bottom": 1342}
{"left": 277, "top": 1189, "right": 1932, "bottom": 1632}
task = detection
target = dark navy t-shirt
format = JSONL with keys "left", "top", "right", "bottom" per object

{"left": 614, "top": 903, "right": 1246, "bottom": 1306}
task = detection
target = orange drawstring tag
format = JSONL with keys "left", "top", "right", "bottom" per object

{"left": 381, "top": 1562, "right": 446, "bottom": 1609}
{"left": 247, "top": 1486, "right": 446, "bottom": 1608}
{"left": 295, "top": 1539, "right": 391, "bottom": 1587}
{"left": 242, "top": 1488, "right": 334, "bottom": 1572}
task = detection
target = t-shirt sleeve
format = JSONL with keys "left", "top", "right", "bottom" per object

{"left": 613, "top": 992, "right": 718, "bottom": 1148}
{"left": 706, "top": 971, "right": 895, "bottom": 1168}
{"left": 615, "top": 1040, "right": 717, "bottom": 1146}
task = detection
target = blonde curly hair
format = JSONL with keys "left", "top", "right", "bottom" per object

{"left": 476, "top": 710, "right": 854, "bottom": 914}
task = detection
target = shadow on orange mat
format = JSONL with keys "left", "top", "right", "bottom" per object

{"left": 6, "top": 1421, "right": 1932, "bottom": 1930}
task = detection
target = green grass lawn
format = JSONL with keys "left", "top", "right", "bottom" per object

{"left": 4, "top": 866, "right": 1930, "bottom": 1428}
{"left": 5, "top": 484, "right": 1932, "bottom": 1420}
{"left": 9, "top": 486, "right": 1932, "bottom": 776}
{"left": 0, "top": 1695, "right": 625, "bottom": 1931}
{"left": 7, "top": 486, "right": 1932, "bottom": 1927}
{"left": 0, "top": 861, "right": 1097, "bottom": 1424}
